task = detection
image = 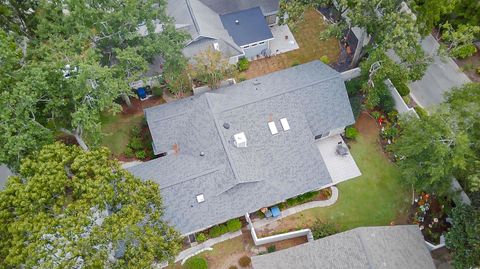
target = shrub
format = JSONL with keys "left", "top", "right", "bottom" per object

{"left": 229, "top": 266, "right": 238, "bottom": 269}
{"left": 129, "top": 137, "right": 143, "bottom": 150}
{"left": 345, "top": 78, "right": 364, "bottom": 97}
{"left": 320, "top": 55, "right": 330, "bottom": 64}
{"left": 237, "top": 58, "right": 249, "bottom": 72}
{"left": 226, "top": 219, "right": 242, "bottom": 233}
{"left": 382, "top": 125, "right": 398, "bottom": 140}
{"left": 311, "top": 220, "right": 337, "bottom": 240}
{"left": 320, "top": 188, "right": 332, "bottom": 199}
{"left": 238, "top": 256, "right": 251, "bottom": 267}
{"left": 414, "top": 106, "right": 428, "bottom": 119}
{"left": 267, "top": 245, "right": 276, "bottom": 253}
{"left": 345, "top": 126, "right": 359, "bottom": 140}
{"left": 371, "top": 111, "right": 381, "bottom": 120}
{"left": 151, "top": 86, "right": 163, "bottom": 97}
{"left": 238, "top": 75, "right": 247, "bottom": 82}
{"left": 131, "top": 126, "right": 141, "bottom": 137}
{"left": 476, "top": 66, "right": 480, "bottom": 75}
{"left": 451, "top": 44, "right": 477, "bottom": 59}
{"left": 196, "top": 233, "right": 207, "bottom": 243}
{"left": 135, "top": 150, "right": 146, "bottom": 160}
{"left": 124, "top": 147, "right": 134, "bottom": 158}
{"left": 402, "top": 95, "right": 411, "bottom": 105}
{"left": 291, "top": 61, "right": 300, "bottom": 67}
{"left": 209, "top": 224, "right": 228, "bottom": 238}
{"left": 184, "top": 256, "right": 208, "bottom": 269}
{"left": 349, "top": 95, "right": 362, "bottom": 120}
{"left": 387, "top": 110, "right": 398, "bottom": 122}
{"left": 379, "top": 86, "right": 395, "bottom": 113}
{"left": 392, "top": 79, "right": 410, "bottom": 96}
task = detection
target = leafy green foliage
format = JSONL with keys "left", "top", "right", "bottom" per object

{"left": 345, "top": 77, "right": 365, "bottom": 97}
{"left": 190, "top": 48, "right": 236, "bottom": 89}
{"left": 184, "top": 256, "right": 208, "bottom": 269}
{"left": 0, "top": 143, "right": 181, "bottom": 267}
{"left": 208, "top": 224, "right": 228, "bottom": 238}
{"left": 450, "top": 44, "right": 477, "bottom": 59}
{"left": 238, "top": 256, "right": 251, "bottom": 267}
{"left": 439, "top": 22, "right": 480, "bottom": 59}
{"left": 411, "top": 0, "right": 458, "bottom": 36}
{"left": 391, "top": 79, "right": 410, "bottom": 97}
{"left": 237, "top": 58, "right": 249, "bottom": 72}
{"left": 286, "top": 191, "right": 318, "bottom": 207}
{"left": 345, "top": 126, "right": 359, "bottom": 140}
{"left": 447, "top": 0, "right": 480, "bottom": 27}
{"left": 445, "top": 204, "right": 480, "bottom": 269}
{"left": 267, "top": 245, "right": 276, "bottom": 253}
{"left": 196, "top": 233, "right": 207, "bottom": 243}
{"left": 226, "top": 219, "right": 242, "bottom": 233}
{"left": 311, "top": 220, "right": 337, "bottom": 239}
{"left": 320, "top": 55, "right": 330, "bottom": 64}
{"left": 414, "top": 106, "right": 428, "bottom": 119}
{"left": 349, "top": 95, "right": 363, "bottom": 120}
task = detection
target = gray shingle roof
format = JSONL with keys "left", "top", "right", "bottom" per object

{"left": 251, "top": 226, "right": 436, "bottom": 269}
{"left": 127, "top": 61, "right": 355, "bottom": 235}
{"left": 220, "top": 7, "right": 273, "bottom": 46}
{"left": 200, "top": 0, "right": 279, "bottom": 15}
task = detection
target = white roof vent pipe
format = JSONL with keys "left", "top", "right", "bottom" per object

{"left": 213, "top": 42, "right": 220, "bottom": 51}
{"left": 233, "top": 132, "right": 247, "bottom": 148}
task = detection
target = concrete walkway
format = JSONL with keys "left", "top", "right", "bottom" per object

{"left": 252, "top": 186, "right": 339, "bottom": 229}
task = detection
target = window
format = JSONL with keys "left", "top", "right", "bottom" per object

{"left": 243, "top": 45, "right": 250, "bottom": 49}
{"left": 251, "top": 43, "right": 258, "bottom": 47}
{"left": 259, "top": 41, "right": 265, "bottom": 45}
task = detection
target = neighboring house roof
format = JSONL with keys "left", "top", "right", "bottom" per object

{"left": 251, "top": 226, "right": 436, "bottom": 269}
{"left": 220, "top": 7, "right": 273, "bottom": 46}
{"left": 167, "top": 0, "right": 243, "bottom": 59}
{"left": 127, "top": 61, "right": 355, "bottom": 235}
{"left": 200, "top": 0, "right": 279, "bottom": 15}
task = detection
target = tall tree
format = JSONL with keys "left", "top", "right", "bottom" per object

{"left": 410, "top": 0, "right": 457, "bottom": 36}
{"left": 438, "top": 22, "right": 480, "bottom": 59}
{"left": 190, "top": 48, "right": 236, "bottom": 89}
{"left": 445, "top": 204, "right": 480, "bottom": 269}
{"left": 0, "top": 143, "right": 181, "bottom": 268}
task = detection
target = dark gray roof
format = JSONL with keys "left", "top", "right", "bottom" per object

{"left": 220, "top": 7, "right": 273, "bottom": 46}
{"left": 200, "top": 0, "right": 279, "bottom": 15}
{"left": 251, "top": 226, "right": 436, "bottom": 269}
{"left": 127, "top": 61, "right": 355, "bottom": 235}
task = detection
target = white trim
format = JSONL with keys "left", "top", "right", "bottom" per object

{"left": 241, "top": 37, "right": 274, "bottom": 48}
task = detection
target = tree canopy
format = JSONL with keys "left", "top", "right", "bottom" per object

{"left": 0, "top": 0, "right": 188, "bottom": 169}
{"left": 0, "top": 143, "right": 181, "bottom": 268}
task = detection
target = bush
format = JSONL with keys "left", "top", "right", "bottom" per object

{"left": 124, "top": 147, "right": 134, "bottom": 158}
{"left": 414, "top": 106, "right": 428, "bottom": 119}
{"left": 379, "top": 86, "right": 394, "bottom": 113}
{"left": 291, "top": 61, "right": 300, "bottom": 67}
{"left": 267, "top": 245, "right": 276, "bottom": 253}
{"left": 382, "top": 125, "right": 398, "bottom": 140}
{"left": 349, "top": 95, "right": 362, "bottom": 120}
{"left": 387, "top": 110, "right": 398, "bottom": 122}
{"left": 476, "top": 66, "right": 480, "bottom": 75}
{"left": 311, "top": 220, "right": 337, "bottom": 240}
{"left": 238, "top": 256, "right": 251, "bottom": 267}
{"left": 451, "top": 44, "right": 477, "bottom": 59}
{"left": 371, "top": 111, "right": 381, "bottom": 120}
{"left": 238, "top": 75, "right": 247, "bottom": 82}
{"left": 135, "top": 150, "right": 146, "bottom": 160}
{"left": 345, "top": 126, "right": 359, "bottom": 140}
{"left": 196, "top": 233, "right": 207, "bottom": 243}
{"left": 320, "top": 55, "right": 330, "bottom": 64}
{"left": 237, "top": 58, "right": 249, "bottom": 72}
{"left": 151, "top": 86, "right": 163, "bottom": 97}
{"left": 402, "top": 95, "right": 411, "bottom": 105}
{"left": 131, "top": 126, "right": 141, "bottom": 137}
{"left": 391, "top": 79, "right": 410, "bottom": 96}
{"left": 228, "top": 266, "right": 238, "bottom": 269}
{"left": 129, "top": 137, "right": 143, "bottom": 150}
{"left": 209, "top": 224, "right": 228, "bottom": 238}
{"left": 345, "top": 78, "right": 364, "bottom": 97}
{"left": 226, "top": 219, "right": 242, "bottom": 233}
{"left": 184, "top": 256, "right": 208, "bottom": 269}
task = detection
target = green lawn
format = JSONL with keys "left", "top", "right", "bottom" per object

{"left": 100, "top": 113, "right": 143, "bottom": 156}
{"left": 263, "top": 116, "right": 411, "bottom": 233}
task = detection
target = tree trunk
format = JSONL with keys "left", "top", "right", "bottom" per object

{"left": 351, "top": 29, "right": 367, "bottom": 67}
{"left": 122, "top": 93, "right": 132, "bottom": 107}
{"left": 60, "top": 128, "right": 89, "bottom": 151}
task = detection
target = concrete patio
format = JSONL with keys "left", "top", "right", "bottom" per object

{"left": 316, "top": 135, "right": 361, "bottom": 185}
{"left": 269, "top": 24, "right": 299, "bottom": 55}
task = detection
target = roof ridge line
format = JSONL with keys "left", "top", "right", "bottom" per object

{"left": 355, "top": 228, "right": 375, "bottom": 269}
{"left": 185, "top": 0, "right": 201, "bottom": 34}
{"left": 160, "top": 165, "right": 221, "bottom": 189}
{"left": 217, "top": 72, "right": 341, "bottom": 113}
{"left": 204, "top": 94, "right": 243, "bottom": 192}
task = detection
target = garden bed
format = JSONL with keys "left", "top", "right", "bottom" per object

{"left": 407, "top": 192, "right": 451, "bottom": 245}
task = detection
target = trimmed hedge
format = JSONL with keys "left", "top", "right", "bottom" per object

{"left": 196, "top": 233, "right": 207, "bottom": 243}
{"left": 345, "top": 126, "right": 359, "bottom": 140}
{"left": 345, "top": 78, "right": 364, "bottom": 97}
{"left": 237, "top": 58, "right": 249, "bottom": 71}
{"left": 184, "top": 257, "right": 208, "bottom": 269}
{"left": 226, "top": 219, "right": 242, "bottom": 233}
{"left": 414, "top": 106, "right": 429, "bottom": 119}
{"left": 209, "top": 224, "right": 228, "bottom": 238}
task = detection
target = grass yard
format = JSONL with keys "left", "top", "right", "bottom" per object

{"left": 241, "top": 8, "right": 340, "bottom": 79}
{"left": 100, "top": 112, "right": 144, "bottom": 156}
{"left": 258, "top": 112, "right": 411, "bottom": 235}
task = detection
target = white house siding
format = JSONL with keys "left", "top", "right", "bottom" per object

{"left": 243, "top": 41, "right": 269, "bottom": 59}
{"left": 228, "top": 55, "right": 239, "bottom": 64}
{"left": 265, "top": 14, "right": 277, "bottom": 25}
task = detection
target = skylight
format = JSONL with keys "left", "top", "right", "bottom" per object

{"left": 280, "top": 118, "right": 290, "bottom": 131}
{"left": 196, "top": 194, "right": 205, "bottom": 203}
{"left": 268, "top": 121, "right": 278, "bottom": 135}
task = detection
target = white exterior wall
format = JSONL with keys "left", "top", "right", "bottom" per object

{"left": 242, "top": 40, "right": 270, "bottom": 59}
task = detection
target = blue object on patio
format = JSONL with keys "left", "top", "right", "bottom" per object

{"left": 137, "top": 87, "right": 147, "bottom": 99}
{"left": 270, "top": 206, "right": 280, "bottom": 217}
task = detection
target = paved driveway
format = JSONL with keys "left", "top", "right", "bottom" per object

{"left": 409, "top": 35, "right": 471, "bottom": 108}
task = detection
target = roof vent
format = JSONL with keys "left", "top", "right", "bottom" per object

{"left": 200, "top": 151, "right": 205, "bottom": 156}
{"left": 233, "top": 132, "right": 247, "bottom": 148}
{"left": 213, "top": 42, "right": 220, "bottom": 51}
{"left": 268, "top": 121, "right": 278, "bottom": 135}
{"left": 280, "top": 118, "right": 290, "bottom": 131}
{"left": 253, "top": 79, "right": 261, "bottom": 85}
{"left": 235, "top": 19, "right": 239, "bottom": 25}
{"left": 223, "top": 122, "right": 230, "bottom": 129}
{"left": 196, "top": 194, "right": 205, "bottom": 203}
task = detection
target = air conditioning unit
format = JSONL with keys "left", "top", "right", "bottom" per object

{"left": 233, "top": 132, "right": 247, "bottom": 148}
